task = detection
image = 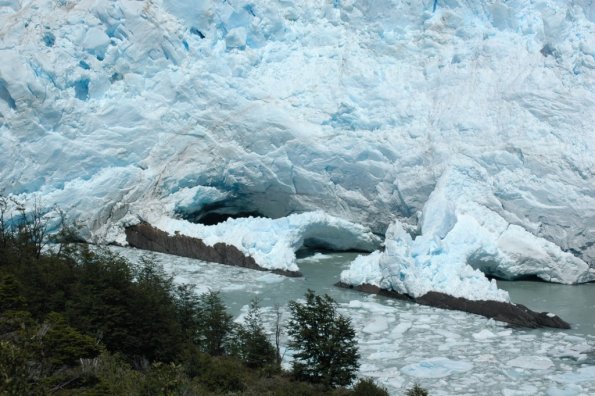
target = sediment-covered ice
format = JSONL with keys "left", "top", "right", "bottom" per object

{"left": 1, "top": 0, "right": 594, "bottom": 280}
{"left": 150, "top": 211, "right": 380, "bottom": 272}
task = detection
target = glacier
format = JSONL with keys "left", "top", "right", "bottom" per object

{"left": 1, "top": 0, "right": 595, "bottom": 301}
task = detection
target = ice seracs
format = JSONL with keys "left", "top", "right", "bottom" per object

{"left": 341, "top": 159, "right": 595, "bottom": 302}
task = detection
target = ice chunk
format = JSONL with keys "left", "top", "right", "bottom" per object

{"left": 472, "top": 329, "right": 497, "bottom": 340}
{"left": 362, "top": 317, "right": 389, "bottom": 334}
{"left": 401, "top": 357, "right": 473, "bottom": 378}
{"left": 226, "top": 27, "right": 247, "bottom": 49}
{"left": 507, "top": 356, "right": 554, "bottom": 370}
{"left": 552, "top": 366, "right": 595, "bottom": 383}
{"left": 342, "top": 158, "right": 595, "bottom": 302}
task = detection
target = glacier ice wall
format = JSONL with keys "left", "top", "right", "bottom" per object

{"left": 0, "top": 0, "right": 594, "bottom": 275}
{"left": 341, "top": 159, "right": 595, "bottom": 302}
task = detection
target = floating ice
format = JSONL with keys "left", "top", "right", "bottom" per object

{"left": 473, "top": 329, "right": 498, "bottom": 340}
{"left": 400, "top": 357, "right": 474, "bottom": 378}
{"left": 507, "top": 356, "right": 554, "bottom": 370}
{"left": 552, "top": 366, "right": 595, "bottom": 384}
{"left": 112, "top": 248, "right": 595, "bottom": 395}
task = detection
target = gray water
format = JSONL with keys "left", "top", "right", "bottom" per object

{"left": 223, "top": 250, "right": 595, "bottom": 337}
{"left": 498, "top": 280, "right": 595, "bottom": 337}
{"left": 222, "top": 251, "right": 363, "bottom": 315}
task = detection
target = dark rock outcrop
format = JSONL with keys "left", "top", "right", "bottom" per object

{"left": 336, "top": 282, "right": 570, "bottom": 329}
{"left": 125, "top": 223, "right": 302, "bottom": 277}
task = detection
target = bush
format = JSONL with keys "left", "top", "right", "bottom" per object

{"left": 287, "top": 289, "right": 360, "bottom": 388}
{"left": 197, "top": 356, "right": 246, "bottom": 393}
{"left": 41, "top": 312, "right": 100, "bottom": 368}
{"left": 406, "top": 383, "right": 429, "bottom": 396}
{"left": 352, "top": 378, "right": 389, "bottom": 396}
{"left": 141, "top": 362, "right": 188, "bottom": 396}
{"left": 0, "top": 340, "right": 30, "bottom": 395}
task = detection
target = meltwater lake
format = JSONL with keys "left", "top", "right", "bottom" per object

{"left": 113, "top": 247, "right": 595, "bottom": 396}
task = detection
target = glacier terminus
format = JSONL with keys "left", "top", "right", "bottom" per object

{"left": 1, "top": 0, "right": 594, "bottom": 304}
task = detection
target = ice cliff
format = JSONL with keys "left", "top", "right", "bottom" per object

{"left": 1, "top": 0, "right": 594, "bottom": 298}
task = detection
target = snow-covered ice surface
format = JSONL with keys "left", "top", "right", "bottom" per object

{"left": 1, "top": 0, "right": 594, "bottom": 281}
{"left": 112, "top": 248, "right": 595, "bottom": 396}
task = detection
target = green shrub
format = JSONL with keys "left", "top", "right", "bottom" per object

{"left": 352, "top": 378, "right": 389, "bottom": 396}
{"left": 141, "top": 362, "right": 188, "bottom": 396}
{"left": 0, "top": 340, "right": 30, "bottom": 395}
{"left": 197, "top": 356, "right": 246, "bottom": 393}
{"left": 42, "top": 312, "right": 100, "bottom": 368}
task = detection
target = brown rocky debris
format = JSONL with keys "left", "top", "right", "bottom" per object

{"left": 336, "top": 282, "right": 570, "bottom": 329}
{"left": 125, "top": 223, "right": 302, "bottom": 277}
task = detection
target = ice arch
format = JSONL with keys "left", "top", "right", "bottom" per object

{"left": 144, "top": 211, "right": 381, "bottom": 273}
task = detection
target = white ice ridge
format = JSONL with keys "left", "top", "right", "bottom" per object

{"left": 341, "top": 159, "right": 595, "bottom": 302}
{"left": 149, "top": 211, "right": 381, "bottom": 273}
{"left": 1, "top": 0, "right": 594, "bottom": 271}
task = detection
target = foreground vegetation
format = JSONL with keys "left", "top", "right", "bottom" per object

{"left": 0, "top": 198, "right": 428, "bottom": 395}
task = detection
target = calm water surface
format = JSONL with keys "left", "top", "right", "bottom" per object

{"left": 498, "top": 280, "right": 595, "bottom": 337}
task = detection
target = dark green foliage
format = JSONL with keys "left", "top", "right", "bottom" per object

{"left": 41, "top": 312, "right": 100, "bottom": 368}
{"left": 195, "top": 290, "right": 234, "bottom": 356}
{"left": 0, "top": 340, "right": 30, "bottom": 395}
{"left": 231, "top": 298, "right": 277, "bottom": 369}
{"left": 352, "top": 378, "right": 390, "bottom": 396}
{"left": 84, "top": 352, "right": 143, "bottom": 395}
{"left": 175, "top": 283, "right": 203, "bottom": 344}
{"left": 406, "top": 383, "right": 430, "bottom": 396}
{"left": 141, "top": 362, "right": 188, "bottom": 396}
{"left": 0, "top": 201, "right": 379, "bottom": 395}
{"left": 0, "top": 273, "right": 26, "bottom": 312}
{"left": 197, "top": 356, "right": 246, "bottom": 393}
{"left": 287, "top": 289, "right": 360, "bottom": 388}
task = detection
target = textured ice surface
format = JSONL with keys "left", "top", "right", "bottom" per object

{"left": 341, "top": 161, "right": 595, "bottom": 301}
{"left": 151, "top": 211, "right": 380, "bottom": 272}
{"left": 0, "top": 0, "right": 594, "bottom": 280}
{"left": 341, "top": 162, "right": 595, "bottom": 299}
{"left": 112, "top": 248, "right": 595, "bottom": 396}
{"left": 401, "top": 357, "right": 474, "bottom": 378}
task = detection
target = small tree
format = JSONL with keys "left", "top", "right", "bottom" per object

{"left": 195, "top": 291, "right": 233, "bottom": 356}
{"left": 273, "top": 303, "right": 283, "bottom": 366}
{"left": 287, "top": 289, "right": 359, "bottom": 388}
{"left": 231, "top": 298, "right": 276, "bottom": 369}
